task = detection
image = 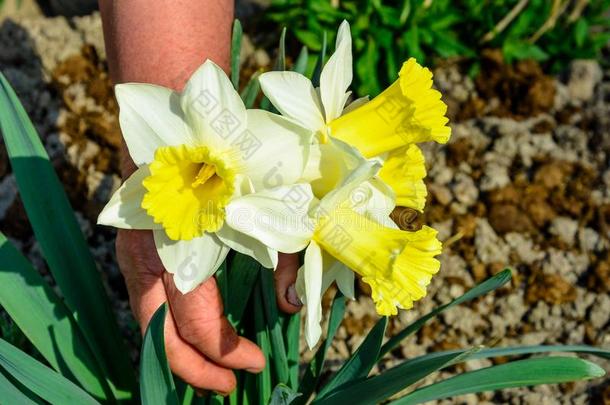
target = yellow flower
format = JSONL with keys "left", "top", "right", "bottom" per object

{"left": 259, "top": 21, "right": 450, "bottom": 211}
{"left": 228, "top": 162, "right": 442, "bottom": 347}
{"left": 328, "top": 58, "right": 451, "bottom": 157}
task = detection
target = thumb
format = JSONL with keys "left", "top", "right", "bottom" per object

{"left": 274, "top": 253, "right": 302, "bottom": 313}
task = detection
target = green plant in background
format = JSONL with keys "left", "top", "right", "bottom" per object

{"left": 267, "top": 0, "right": 610, "bottom": 96}
{"left": 0, "top": 19, "right": 607, "bottom": 405}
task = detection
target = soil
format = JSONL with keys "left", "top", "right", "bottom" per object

{"left": 0, "top": 6, "right": 609, "bottom": 405}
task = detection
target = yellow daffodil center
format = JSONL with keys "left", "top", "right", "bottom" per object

{"left": 141, "top": 145, "right": 235, "bottom": 241}
{"left": 327, "top": 58, "right": 451, "bottom": 158}
{"left": 378, "top": 144, "right": 428, "bottom": 212}
{"left": 312, "top": 208, "right": 442, "bottom": 316}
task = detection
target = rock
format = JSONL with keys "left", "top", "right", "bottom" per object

{"left": 526, "top": 273, "right": 577, "bottom": 305}
{"left": 428, "top": 183, "right": 453, "bottom": 206}
{"left": 475, "top": 218, "right": 509, "bottom": 264}
{"left": 567, "top": 60, "right": 603, "bottom": 103}
{"left": 452, "top": 173, "right": 479, "bottom": 208}
{"left": 505, "top": 233, "right": 544, "bottom": 264}
{"left": 489, "top": 204, "right": 535, "bottom": 234}
{"left": 549, "top": 216, "right": 579, "bottom": 246}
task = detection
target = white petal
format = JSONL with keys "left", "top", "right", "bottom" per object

{"left": 216, "top": 224, "right": 278, "bottom": 269}
{"left": 296, "top": 241, "right": 323, "bottom": 349}
{"left": 224, "top": 185, "right": 315, "bottom": 254}
{"left": 237, "top": 110, "right": 313, "bottom": 190}
{"left": 180, "top": 60, "right": 247, "bottom": 151}
{"left": 351, "top": 178, "right": 396, "bottom": 221}
{"left": 342, "top": 95, "right": 370, "bottom": 114}
{"left": 115, "top": 84, "right": 193, "bottom": 165}
{"left": 319, "top": 157, "right": 381, "bottom": 212}
{"left": 321, "top": 255, "right": 354, "bottom": 299}
{"left": 153, "top": 230, "right": 229, "bottom": 293}
{"left": 97, "top": 165, "right": 161, "bottom": 229}
{"left": 320, "top": 20, "right": 353, "bottom": 122}
{"left": 259, "top": 71, "right": 325, "bottom": 132}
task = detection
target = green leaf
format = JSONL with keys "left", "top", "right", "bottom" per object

{"left": 574, "top": 19, "right": 588, "bottom": 48}
{"left": 260, "top": 28, "right": 287, "bottom": 111}
{"left": 313, "top": 350, "right": 467, "bottom": 404}
{"left": 0, "top": 369, "right": 39, "bottom": 405}
{"left": 254, "top": 282, "right": 273, "bottom": 404}
{"left": 240, "top": 72, "right": 262, "bottom": 109}
{"left": 422, "top": 344, "right": 610, "bottom": 366}
{"left": 295, "top": 291, "right": 345, "bottom": 405}
{"left": 0, "top": 72, "right": 136, "bottom": 395}
{"left": 284, "top": 312, "right": 301, "bottom": 389}
{"left": 292, "top": 46, "right": 309, "bottom": 75}
{"left": 379, "top": 269, "right": 512, "bottom": 359}
{"left": 0, "top": 233, "right": 112, "bottom": 400}
{"left": 392, "top": 357, "right": 606, "bottom": 404}
{"left": 260, "top": 268, "right": 290, "bottom": 384}
{"left": 0, "top": 338, "right": 99, "bottom": 405}
{"left": 269, "top": 384, "right": 302, "bottom": 405}
{"left": 317, "top": 317, "right": 388, "bottom": 398}
{"left": 231, "top": 19, "right": 243, "bottom": 90}
{"left": 311, "top": 31, "right": 327, "bottom": 87}
{"left": 140, "top": 304, "right": 178, "bottom": 405}
{"left": 226, "top": 253, "right": 260, "bottom": 328}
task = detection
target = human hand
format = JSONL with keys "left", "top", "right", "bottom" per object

{"left": 116, "top": 228, "right": 301, "bottom": 395}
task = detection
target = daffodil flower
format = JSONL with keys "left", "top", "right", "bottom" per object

{"left": 98, "top": 60, "right": 312, "bottom": 293}
{"left": 259, "top": 21, "right": 451, "bottom": 211}
{"left": 225, "top": 162, "right": 442, "bottom": 348}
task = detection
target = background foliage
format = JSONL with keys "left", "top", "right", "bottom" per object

{"left": 267, "top": 0, "right": 610, "bottom": 96}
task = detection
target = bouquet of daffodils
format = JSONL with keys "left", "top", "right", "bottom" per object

{"left": 98, "top": 21, "right": 448, "bottom": 349}
{"left": 0, "top": 19, "right": 605, "bottom": 405}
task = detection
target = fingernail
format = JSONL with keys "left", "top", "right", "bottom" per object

{"left": 245, "top": 366, "right": 263, "bottom": 374}
{"left": 286, "top": 284, "right": 302, "bottom": 307}
{"left": 195, "top": 389, "right": 206, "bottom": 397}
{"left": 214, "top": 391, "right": 230, "bottom": 397}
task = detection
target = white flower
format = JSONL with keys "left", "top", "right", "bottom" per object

{"left": 98, "top": 60, "right": 313, "bottom": 293}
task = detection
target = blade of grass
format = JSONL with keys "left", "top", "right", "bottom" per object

{"left": 231, "top": 19, "right": 243, "bottom": 90}
{"left": 295, "top": 291, "right": 345, "bottom": 405}
{"left": 0, "top": 338, "right": 99, "bottom": 404}
{"left": 140, "top": 303, "right": 178, "bottom": 405}
{"left": 0, "top": 233, "right": 112, "bottom": 400}
{"left": 392, "top": 357, "right": 606, "bottom": 405}
{"left": 260, "top": 268, "right": 289, "bottom": 384}
{"left": 0, "top": 72, "right": 136, "bottom": 394}
{"left": 379, "top": 269, "right": 512, "bottom": 359}
{"left": 316, "top": 317, "right": 388, "bottom": 398}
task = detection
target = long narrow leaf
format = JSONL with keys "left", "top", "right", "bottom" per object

{"left": 0, "top": 368, "right": 39, "bottom": 405}
{"left": 311, "top": 31, "right": 327, "bottom": 86}
{"left": 379, "top": 269, "right": 512, "bottom": 358}
{"left": 0, "top": 72, "right": 136, "bottom": 394}
{"left": 292, "top": 46, "right": 309, "bottom": 75}
{"left": 317, "top": 317, "right": 388, "bottom": 398}
{"left": 231, "top": 19, "right": 243, "bottom": 90}
{"left": 0, "top": 338, "right": 99, "bottom": 405}
{"left": 0, "top": 233, "right": 112, "bottom": 400}
{"left": 240, "top": 72, "right": 262, "bottom": 109}
{"left": 227, "top": 253, "right": 260, "bottom": 328}
{"left": 284, "top": 312, "right": 301, "bottom": 390}
{"left": 295, "top": 291, "right": 345, "bottom": 405}
{"left": 260, "top": 27, "right": 287, "bottom": 111}
{"left": 140, "top": 304, "right": 178, "bottom": 405}
{"left": 254, "top": 284, "right": 272, "bottom": 404}
{"left": 313, "top": 351, "right": 467, "bottom": 405}
{"left": 260, "top": 268, "right": 289, "bottom": 384}
{"left": 393, "top": 357, "right": 606, "bottom": 405}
